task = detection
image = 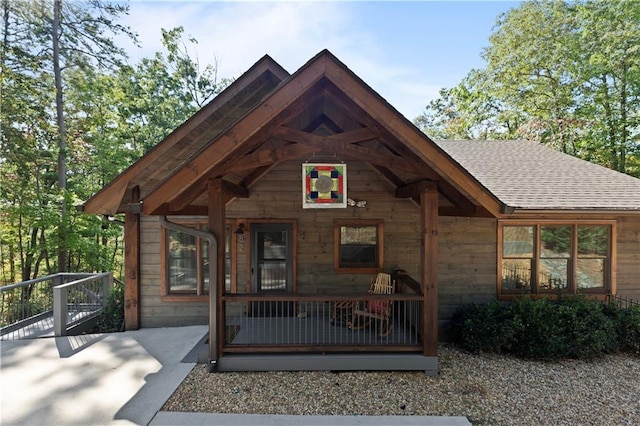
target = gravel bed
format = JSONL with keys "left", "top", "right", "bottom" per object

{"left": 163, "top": 344, "right": 640, "bottom": 425}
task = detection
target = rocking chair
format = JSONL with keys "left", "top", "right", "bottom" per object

{"left": 350, "top": 272, "right": 395, "bottom": 337}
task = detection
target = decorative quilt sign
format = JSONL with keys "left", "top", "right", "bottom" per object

{"left": 302, "top": 163, "right": 347, "bottom": 209}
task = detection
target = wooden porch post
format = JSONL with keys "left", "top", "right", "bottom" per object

{"left": 124, "top": 187, "right": 140, "bottom": 330}
{"left": 208, "top": 179, "right": 226, "bottom": 362}
{"left": 420, "top": 184, "right": 438, "bottom": 356}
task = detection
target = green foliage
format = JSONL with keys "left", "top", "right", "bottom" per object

{"left": 1, "top": 0, "right": 225, "bottom": 284}
{"left": 604, "top": 302, "right": 640, "bottom": 352}
{"left": 96, "top": 281, "right": 124, "bottom": 333}
{"left": 450, "top": 300, "right": 516, "bottom": 353}
{"left": 451, "top": 296, "right": 633, "bottom": 360}
{"left": 417, "top": 0, "right": 640, "bottom": 178}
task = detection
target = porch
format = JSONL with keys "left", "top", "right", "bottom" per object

{"left": 212, "top": 272, "right": 438, "bottom": 373}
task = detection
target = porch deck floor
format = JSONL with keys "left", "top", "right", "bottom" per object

{"left": 225, "top": 315, "right": 420, "bottom": 347}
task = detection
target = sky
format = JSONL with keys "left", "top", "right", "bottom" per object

{"left": 120, "top": 1, "right": 521, "bottom": 120}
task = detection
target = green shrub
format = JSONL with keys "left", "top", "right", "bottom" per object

{"left": 96, "top": 281, "right": 124, "bottom": 333}
{"left": 606, "top": 303, "right": 640, "bottom": 353}
{"left": 450, "top": 296, "right": 627, "bottom": 360}
{"left": 509, "top": 297, "right": 566, "bottom": 359}
{"left": 450, "top": 300, "right": 516, "bottom": 354}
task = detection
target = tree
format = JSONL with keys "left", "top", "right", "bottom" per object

{"left": 1, "top": 14, "right": 227, "bottom": 284}
{"left": 416, "top": 0, "right": 640, "bottom": 177}
{"left": 117, "top": 26, "right": 227, "bottom": 153}
{"left": 47, "top": 0, "right": 136, "bottom": 271}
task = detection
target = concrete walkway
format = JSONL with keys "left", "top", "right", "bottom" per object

{"left": 1, "top": 326, "right": 470, "bottom": 426}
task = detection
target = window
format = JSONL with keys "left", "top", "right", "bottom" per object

{"left": 334, "top": 220, "right": 383, "bottom": 273}
{"left": 161, "top": 220, "right": 233, "bottom": 299}
{"left": 499, "top": 221, "right": 614, "bottom": 297}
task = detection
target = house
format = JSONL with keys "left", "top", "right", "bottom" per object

{"left": 82, "top": 50, "right": 640, "bottom": 373}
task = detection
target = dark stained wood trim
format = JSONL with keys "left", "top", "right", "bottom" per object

{"left": 225, "top": 143, "right": 316, "bottom": 173}
{"left": 84, "top": 177, "right": 129, "bottom": 216}
{"left": 322, "top": 63, "right": 504, "bottom": 217}
{"left": 142, "top": 59, "right": 328, "bottom": 215}
{"left": 240, "top": 165, "right": 273, "bottom": 187}
{"left": 222, "top": 180, "right": 249, "bottom": 198}
{"left": 84, "top": 57, "right": 289, "bottom": 215}
{"left": 167, "top": 177, "right": 252, "bottom": 212}
{"left": 333, "top": 219, "right": 384, "bottom": 274}
{"left": 496, "top": 219, "right": 617, "bottom": 299}
{"left": 420, "top": 188, "right": 438, "bottom": 357}
{"left": 168, "top": 179, "right": 209, "bottom": 212}
{"left": 273, "top": 126, "right": 377, "bottom": 145}
{"left": 151, "top": 204, "right": 209, "bottom": 216}
{"left": 396, "top": 180, "right": 438, "bottom": 199}
{"left": 271, "top": 126, "right": 425, "bottom": 174}
{"left": 124, "top": 186, "right": 140, "bottom": 330}
{"left": 208, "top": 179, "right": 227, "bottom": 364}
{"left": 437, "top": 180, "right": 478, "bottom": 213}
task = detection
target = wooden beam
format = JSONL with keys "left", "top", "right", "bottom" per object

{"left": 83, "top": 57, "right": 288, "bottom": 215}
{"left": 272, "top": 126, "right": 377, "bottom": 146}
{"left": 322, "top": 65, "right": 504, "bottom": 217}
{"left": 225, "top": 143, "right": 316, "bottom": 172}
{"left": 240, "top": 165, "right": 273, "bottom": 187}
{"left": 124, "top": 186, "right": 140, "bottom": 330}
{"left": 271, "top": 126, "right": 425, "bottom": 174}
{"left": 84, "top": 176, "right": 129, "bottom": 215}
{"left": 208, "top": 179, "right": 226, "bottom": 365}
{"left": 396, "top": 180, "right": 438, "bottom": 199}
{"left": 271, "top": 126, "right": 323, "bottom": 144}
{"left": 143, "top": 78, "right": 328, "bottom": 215}
{"left": 168, "top": 178, "right": 209, "bottom": 212}
{"left": 420, "top": 186, "right": 438, "bottom": 357}
{"left": 222, "top": 180, "right": 249, "bottom": 198}
{"left": 142, "top": 56, "right": 328, "bottom": 215}
{"left": 324, "top": 86, "right": 441, "bottom": 179}
{"left": 167, "top": 179, "right": 249, "bottom": 212}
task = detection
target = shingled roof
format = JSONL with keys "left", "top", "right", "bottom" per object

{"left": 436, "top": 140, "right": 640, "bottom": 211}
{"left": 82, "top": 50, "right": 640, "bottom": 217}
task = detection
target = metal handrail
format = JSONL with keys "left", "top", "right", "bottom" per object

{"left": 53, "top": 272, "right": 113, "bottom": 336}
{"left": 1, "top": 272, "right": 113, "bottom": 337}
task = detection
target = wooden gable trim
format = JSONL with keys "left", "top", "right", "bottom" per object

{"left": 141, "top": 57, "right": 329, "bottom": 215}
{"left": 320, "top": 53, "right": 505, "bottom": 218}
{"left": 149, "top": 81, "right": 327, "bottom": 213}
{"left": 82, "top": 55, "right": 289, "bottom": 215}
{"left": 322, "top": 85, "right": 442, "bottom": 181}
{"left": 267, "top": 126, "right": 426, "bottom": 174}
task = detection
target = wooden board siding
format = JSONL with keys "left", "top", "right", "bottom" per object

{"left": 227, "top": 160, "right": 422, "bottom": 296}
{"left": 137, "top": 161, "right": 499, "bottom": 329}
{"left": 438, "top": 216, "right": 497, "bottom": 325}
{"left": 616, "top": 216, "right": 640, "bottom": 300}
{"left": 139, "top": 216, "right": 209, "bottom": 327}
{"left": 135, "top": 159, "right": 637, "bottom": 329}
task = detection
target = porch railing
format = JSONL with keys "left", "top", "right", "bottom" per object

{"left": 53, "top": 272, "right": 113, "bottom": 336}
{"left": 1, "top": 272, "right": 112, "bottom": 337}
{"left": 222, "top": 275, "right": 424, "bottom": 353}
{"left": 608, "top": 294, "right": 640, "bottom": 309}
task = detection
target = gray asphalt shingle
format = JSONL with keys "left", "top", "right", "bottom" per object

{"left": 435, "top": 140, "right": 640, "bottom": 211}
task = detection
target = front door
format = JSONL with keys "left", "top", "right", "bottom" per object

{"left": 250, "top": 223, "right": 294, "bottom": 316}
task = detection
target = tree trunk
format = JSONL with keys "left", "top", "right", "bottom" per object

{"left": 619, "top": 59, "right": 627, "bottom": 173}
{"left": 52, "top": 0, "right": 68, "bottom": 272}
